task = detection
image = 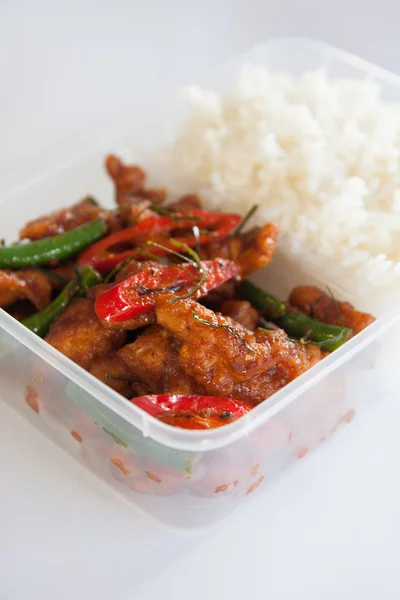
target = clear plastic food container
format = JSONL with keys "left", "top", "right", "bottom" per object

{"left": 1, "top": 38, "right": 399, "bottom": 529}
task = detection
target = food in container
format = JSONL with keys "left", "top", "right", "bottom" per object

{"left": 1, "top": 38, "right": 399, "bottom": 528}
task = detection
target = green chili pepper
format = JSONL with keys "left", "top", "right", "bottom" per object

{"left": 0, "top": 219, "right": 107, "bottom": 269}
{"left": 75, "top": 265, "right": 102, "bottom": 296}
{"left": 22, "top": 266, "right": 101, "bottom": 337}
{"left": 238, "top": 280, "right": 352, "bottom": 352}
{"left": 238, "top": 280, "right": 286, "bottom": 318}
{"left": 277, "top": 311, "right": 352, "bottom": 352}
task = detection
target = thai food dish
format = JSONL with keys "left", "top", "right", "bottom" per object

{"left": 0, "top": 153, "right": 375, "bottom": 430}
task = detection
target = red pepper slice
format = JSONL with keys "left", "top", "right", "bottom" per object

{"left": 78, "top": 210, "right": 241, "bottom": 274}
{"left": 130, "top": 394, "right": 252, "bottom": 429}
{"left": 95, "top": 258, "right": 239, "bottom": 324}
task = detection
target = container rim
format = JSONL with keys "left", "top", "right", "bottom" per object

{"left": 1, "top": 36, "right": 400, "bottom": 452}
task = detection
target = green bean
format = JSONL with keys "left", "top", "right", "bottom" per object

{"left": 22, "top": 266, "right": 101, "bottom": 337}
{"left": 238, "top": 280, "right": 352, "bottom": 352}
{"left": 0, "top": 219, "right": 107, "bottom": 269}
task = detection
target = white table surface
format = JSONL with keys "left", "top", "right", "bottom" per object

{"left": 2, "top": 1, "right": 400, "bottom": 599}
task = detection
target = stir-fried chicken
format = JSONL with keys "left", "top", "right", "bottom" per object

{"left": 169, "top": 194, "right": 203, "bottom": 212}
{"left": 0, "top": 269, "right": 52, "bottom": 310}
{"left": 155, "top": 296, "right": 323, "bottom": 402}
{"left": 200, "top": 223, "right": 279, "bottom": 278}
{"left": 89, "top": 356, "right": 134, "bottom": 398}
{"left": 45, "top": 297, "right": 126, "bottom": 369}
{"left": 118, "top": 200, "right": 161, "bottom": 227}
{"left": 116, "top": 325, "right": 204, "bottom": 396}
{"left": 2, "top": 154, "right": 375, "bottom": 432}
{"left": 232, "top": 328, "right": 323, "bottom": 405}
{"left": 289, "top": 286, "right": 375, "bottom": 334}
{"left": 114, "top": 260, "right": 159, "bottom": 284}
{"left": 220, "top": 299, "right": 259, "bottom": 330}
{"left": 47, "top": 262, "right": 77, "bottom": 289}
{"left": 105, "top": 154, "right": 166, "bottom": 206}
{"left": 19, "top": 197, "right": 122, "bottom": 241}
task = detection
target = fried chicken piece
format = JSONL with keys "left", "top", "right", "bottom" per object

{"left": 200, "top": 236, "right": 242, "bottom": 262}
{"left": 19, "top": 197, "right": 121, "bottom": 241}
{"left": 89, "top": 356, "right": 134, "bottom": 398}
{"left": 220, "top": 300, "right": 259, "bottom": 330}
{"left": 236, "top": 224, "right": 279, "bottom": 278}
{"left": 201, "top": 281, "right": 237, "bottom": 311}
{"left": 232, "top": 329, "right": 323, "bottom": 405}
{"left": 113, "top": 260, "right": 160, "bottom": 284}
{"left": 289, "top": 286, "right": 375, "bottom": 334}
{"left": 106, "top": 312, "right": 155, "bottom": 331}
{"left": 117, "top": 325, "right": 203, "bottom": 396}
{"left": 118, "top": 199, "right": 161, "bottom": 227}
{"left": 0, "top": 269, "right": 52, "bottom": 310}
{"left": 200, "top": 223, "right": 279, "bottom": 278}
{"left": 86, "top": 283, "right": 114, "bottom": 300}
{"left": 155, "top": 297, "right": 280, "bottom": 397}
{"left": 105, "top": 154, "right": 145, "bottom": 201}
{"left": 105, "top": 154, "right": 166, "bottom": 206}
{"left": 45, "top": 298, "right": 126, "bottom": 370}
{"left": 119, "top": 192, "right": 202, "bottom": 227}
{"left": 169, "top": 194, "right": 203, "bottom": 212}
{"left": 231, "top": 369, "right": 285, "bottom": 405}
{"left": 156, "top": 297, "right": 323, "bottom": 402}
{"left": 47, "top": 262, "right": 77, "bottom": 290}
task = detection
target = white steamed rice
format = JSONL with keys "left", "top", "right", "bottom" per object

{"left": 168, "top": 65, "right": 400, "bottom": 306}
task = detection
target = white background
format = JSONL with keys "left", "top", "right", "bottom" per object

{"left": 1, "top": 1, "right": 400, "bottom": 599}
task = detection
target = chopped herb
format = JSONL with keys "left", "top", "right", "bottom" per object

{"left": 230, "top": 204, "right": 259, "bottom": 237}
{"left": 149, "top": 204, "right": 204, "bottom": 222}
{"left": 160, "top": 241, "right": 208, "bottom": 303}
{"left": 162, "top": 360, "right": 169, "bottom": 393}
{"left": 104, "top": 374, "right": 141, "bottom": 384}
{"left": 192, "top": 311, "right": 255, "bottom": 354}
{"left": 327, "top": 285, "right": 344, "bottom": 327}
{"left": 36, "top": 268, "right": 70, "bottom": 285}
{"left": 309, "top": 295, "right": 324, "bottom": 319}
{"left": 146, "top": 240, "right": 195, "bottom": 265}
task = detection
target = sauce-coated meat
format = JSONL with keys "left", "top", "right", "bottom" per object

{"left": 117, "top": 324, "right": 204, "bottom": 396}
{"left": 200, "top": 223, "right": 279, "bottom": 278}
{"left": 169, "top": 194, "right": 203, "bottom": 212}
{"left": 156, "top": 297, "right": 279, "bottom": 396}
{"left": 19, "top": 198, "right": 122, "bottom": 241}
{"left": 0, "top": 269, "right": 52, "bottom": 310}
{"left": 119, "top": 200, "right": 161, "bottom": 227}
{"left": 289, "top": 286, "right": 375, "bottom": 334}
{"left": 105, "top": 155, "right": 166, "bottom": 206}
{"left": 220, "top": 299, "right": 259, "bottom": 330}
{"left": 89, "top": 356, "right": 134, "bottom": 398}
{"left": 232, "top": 329, "right": 323, "bottom": 405}
{"left": 155, "top": 296, "right": 323, "bottom": 401}
{"left": 4, "top": 156, "right": 375, "bottom": 430}
{"left": 45, "top": 298, "right": 126, "bottom": 370}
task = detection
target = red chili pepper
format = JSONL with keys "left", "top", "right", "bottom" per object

{"left": 130, "top": 394, "right": 252, "bottom": 429}
{"left": 78, "top": 210, "right": 241, "bottom": 274}
{"left": 95, "top": 258, "right": 239, "bottom": 324}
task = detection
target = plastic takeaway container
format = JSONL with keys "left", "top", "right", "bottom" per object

{"left": 0, "top": 38, "right": 399, "bottom": 529}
